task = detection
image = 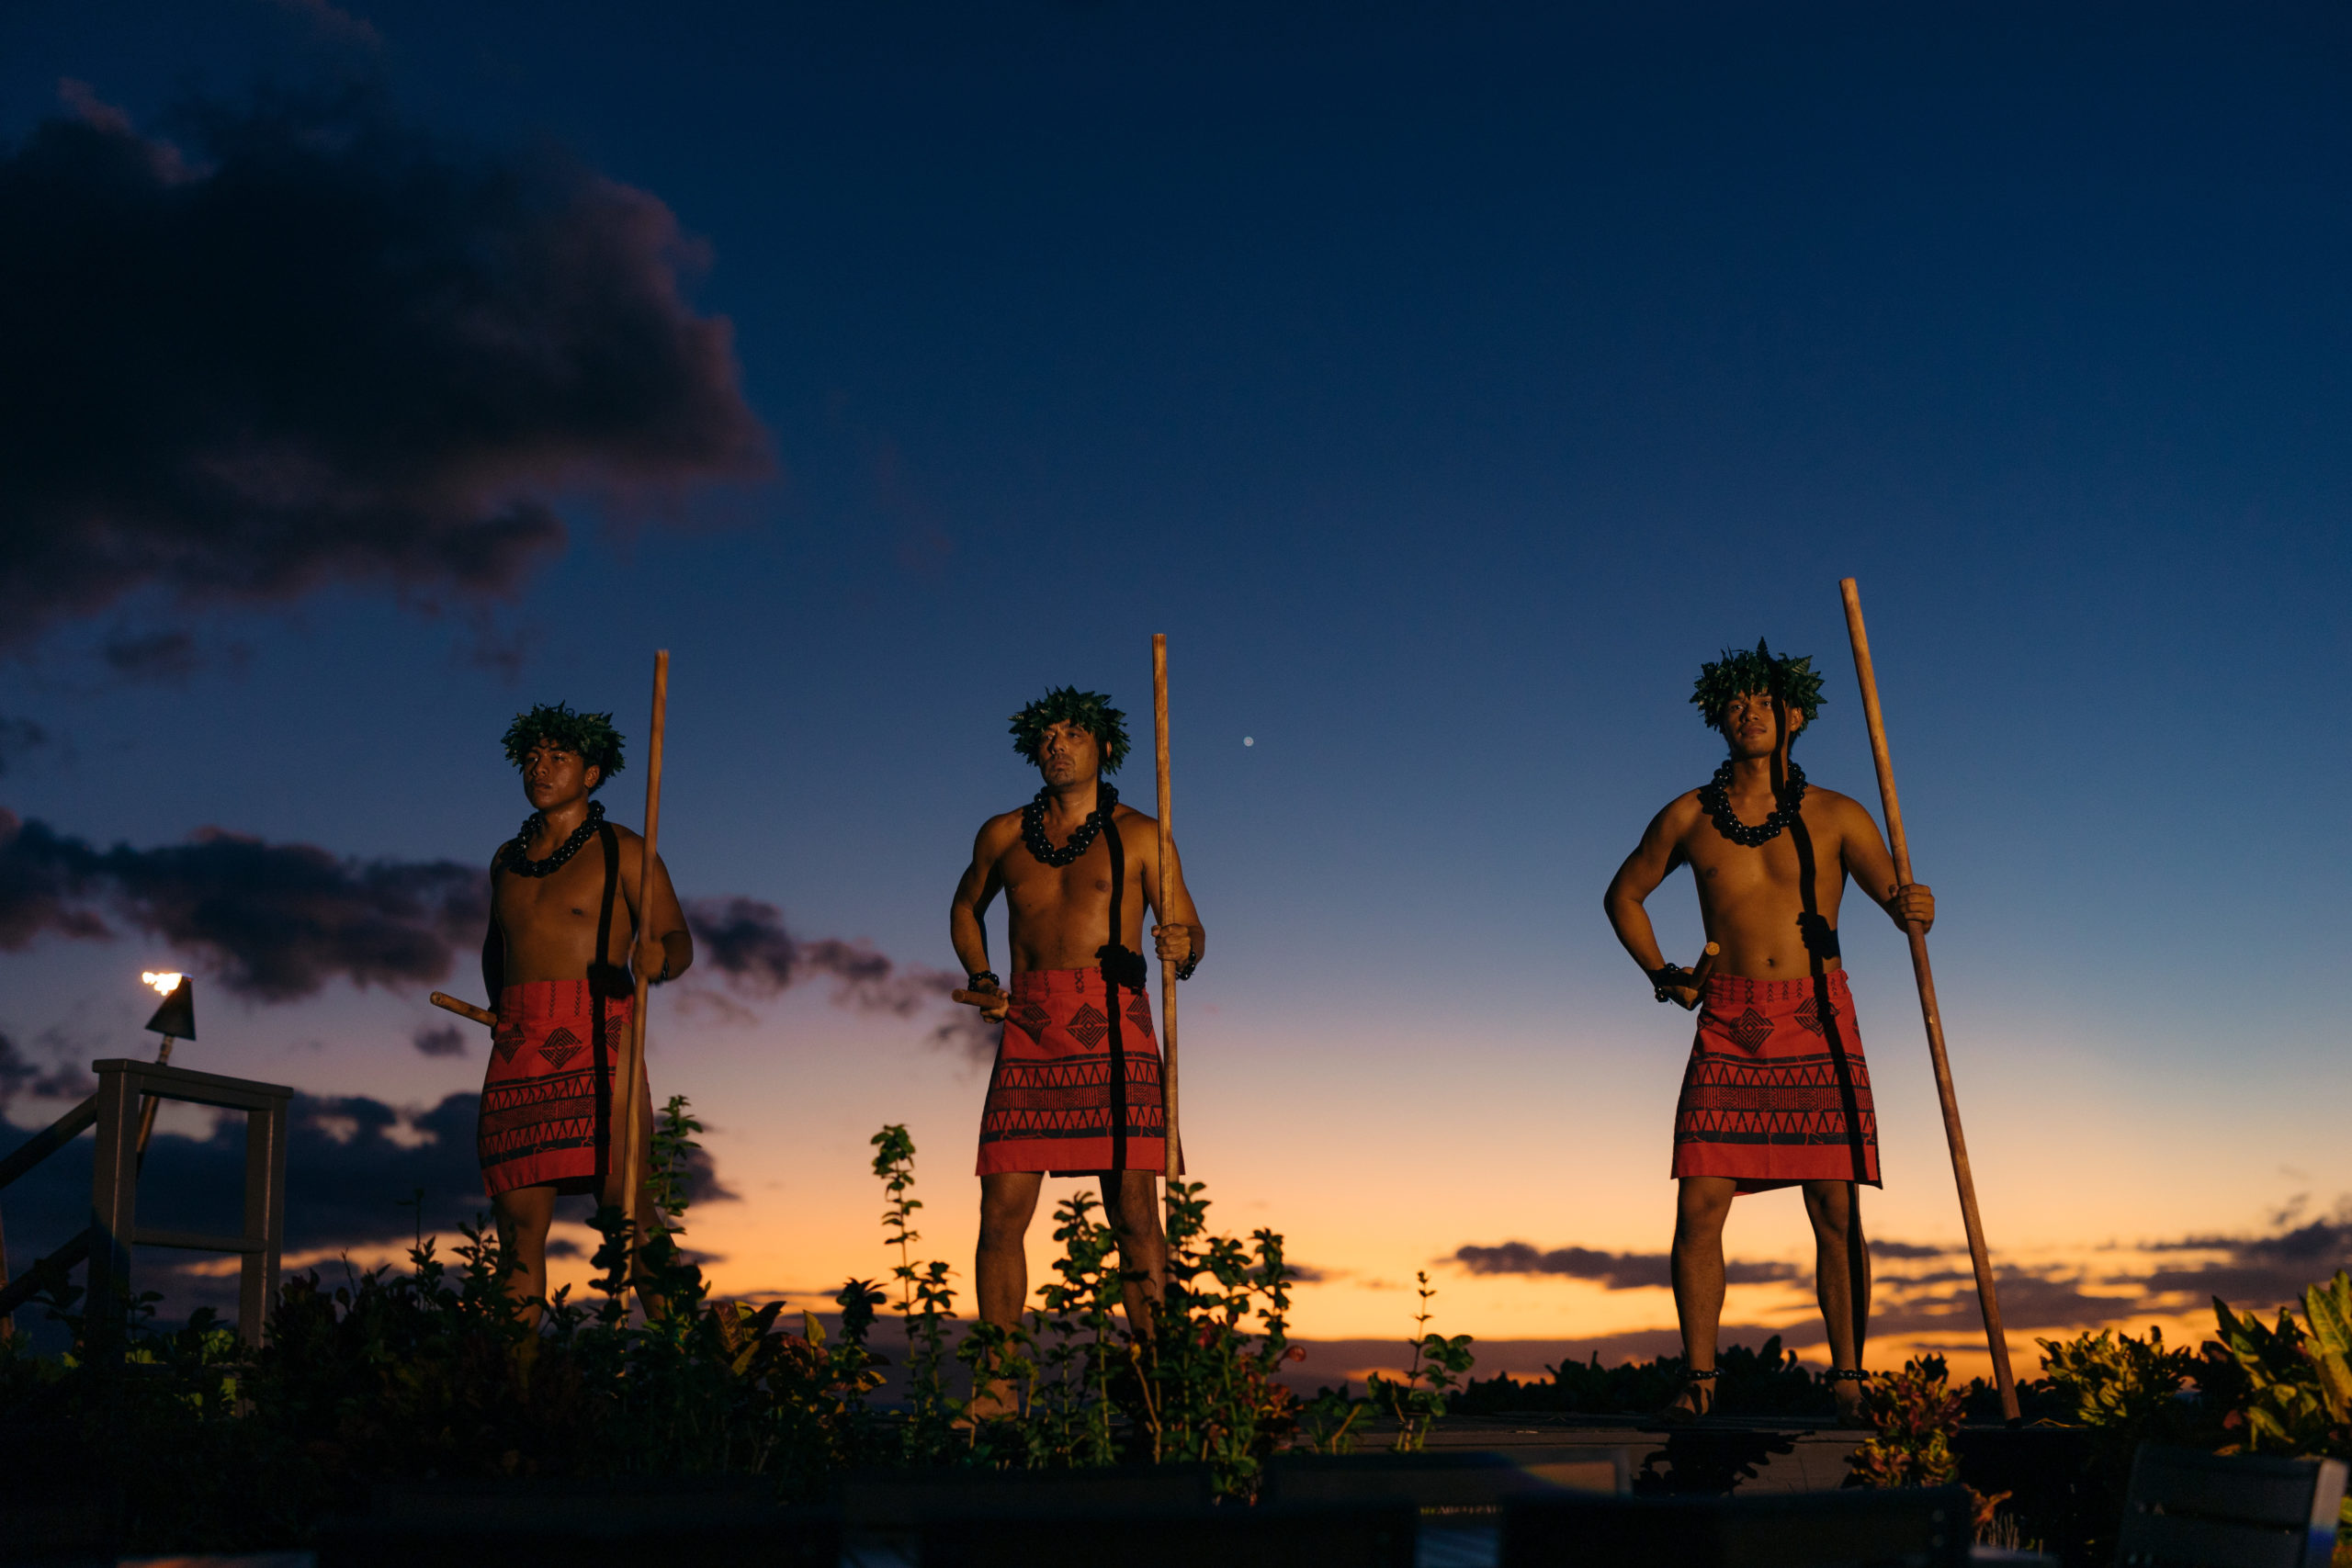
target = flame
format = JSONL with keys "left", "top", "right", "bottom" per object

{"left": 141, "top": 971, "right": 184, "bottom": 997}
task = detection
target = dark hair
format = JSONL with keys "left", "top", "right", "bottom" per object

{"left": 503, "top": 703, "right": 626, "bottom": 792}
{"left": 1008, "top": 687, "right": 1130, "bottom": 773}
{"left": 1690, "top": 639, "right": 1827, "bottom": 741}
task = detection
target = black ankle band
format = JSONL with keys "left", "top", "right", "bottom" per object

{"left": 1827, "top": 1368, "right": 1871, "bottom": 1382}
{"left": 1686, "top": 1368, "right": 1719, "bottom": 1381}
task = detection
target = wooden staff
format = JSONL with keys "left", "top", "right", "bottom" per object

{"left": 1839, "top": 578, "right": 2020, "bottom": 1421}
{"left": 1154, "top": 634, "right": 1182, "bottom": 1188}
{"left": 618, "top": 650, "right": 670, "bottom": 1250}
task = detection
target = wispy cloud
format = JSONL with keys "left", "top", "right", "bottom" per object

{"left": 686, "top": 897, "right": 995, "bottom": 1063}
{"left": 1451, "top": 1241, "right": 1797, "bottom": 1290}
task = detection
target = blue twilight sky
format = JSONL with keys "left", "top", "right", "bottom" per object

{"left": 0, "top": 1, "right": 2346, "bottom": 1360}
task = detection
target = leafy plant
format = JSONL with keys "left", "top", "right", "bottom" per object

{"left": 0, "top": 1101, "right": 1459, "bottom": 1550}
{"left": 1456, "top": 1335, "right": 1829, "bottom": 1416}
{"left": 1366, "top": 1272, "right": 1476, "bottom": 1453}
{"left": 2210, "top": 1270, "right": 2352, "bottom": 1557}
{"left": 870, "top": 1123, "right": 967, "bottom": 1459}
{"left": 1846, "top": 1355, "right": 2006, "bottom": 1536}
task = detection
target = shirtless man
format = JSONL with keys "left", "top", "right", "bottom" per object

{"left": 1603, "top": 641, "right": 1932, "bottom": 1424}
{"left": 949, "top": 687, "right": 1204, "bottom": 1347}
{"left": 480, "top": 702, "right": 693, "bottom": 1322}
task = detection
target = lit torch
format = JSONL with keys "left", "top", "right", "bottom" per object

{"left": 135, "top": 971, "right": 194, "bottom": 1159}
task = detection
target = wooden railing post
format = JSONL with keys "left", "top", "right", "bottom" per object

{"left": 241, "top": 1093, "right": 288, "bottom": 1345}
{"left": 85, "top": 1063, "right": 141, "bottom": 1353}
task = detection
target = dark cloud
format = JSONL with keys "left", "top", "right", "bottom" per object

{"left": 0, "top": 80, "right": 766, "bottom": 651}
{"left": 0, "top": 1029, "right": 96, "bottom": 1111}
{"left": 686, "top": 897, "right": 995, "bottom": 1063}
{"left": 0, "top": 717, "right": 51, "bottom": 776}
{"left": 1870, "top": 1239, "right": 1952, "bottom": 1259}
{"left": 100, "top": 629, "right": 203, "bottom": 681}
{"left": 1863, "top": 1266, "right": 2144, "bottom": 1338}
{"left": 0, "top": 808, "right": 485, "bottom": 1000}
{"left": 2137, "top": 1218, "right": 2352, "bottom": 1309}
{"left": 1450, "top": 1241, "right": 1796, "bottom": 1291}
{"left": 412, "top": 1022, "right": 466, "bottom": 1057}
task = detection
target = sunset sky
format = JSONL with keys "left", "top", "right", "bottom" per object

{"left": 2, "top": 1, "right": 2346, "bottom": 1385}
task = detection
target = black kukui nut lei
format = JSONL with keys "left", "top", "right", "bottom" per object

{"left": 1697, "top": 759, "right": 1808, "bottom": 848}
{"left": 1022, "top": 783, "right": 1117, "bottom": 867}
{"left": 503, "top": 800, "right": 605, "bottom": 877}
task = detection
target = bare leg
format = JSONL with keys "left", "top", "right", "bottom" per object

{"left": 973, "top": 1172, "right": 1044, "bottom": 1417}
{"left": 1804, "top": 1179, "right": 1871, "bottom": 1423}
{"left": 978, "top": 1172, "right": 1045, "bottom": 1326}
{"left": 491, "top": 1183, "right": 557, "bottom": 1329}
{"left": 1102, "top": 1169, "right": 1168, "bottom": 1337}
{"left": 1667, "top": 1177, "right": 1737, "bottom": 1416}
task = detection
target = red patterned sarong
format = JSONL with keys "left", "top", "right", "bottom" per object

{"left": 1672, "top": 969, "right": 1879, "bottom": 1194}
{"left": 479, "top": 978, "right": 630, "bottom": 1197}
{"left": 977, "top": 967, "right": 1171, "bottom": 1176}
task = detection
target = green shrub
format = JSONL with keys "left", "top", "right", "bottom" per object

{"left": 1453, "top": 1335, "right": 1835, "bottom": 1417}
{"left": 2209, "top": 1270, "right": 2352, "bottom": 1557}
{"left": 1845, "top": 1355, "right": 2005, "bottom": 1536}
{"left": 1, "top": 1100, "right": 1425, "bottom": 1547}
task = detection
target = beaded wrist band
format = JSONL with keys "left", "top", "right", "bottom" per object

{"left": 1827, "top": 1368, "right": 1871, "bottom": 1382}
{"left": 967, "top": 970, "right": 1001, "bottom": 990}
{"left": 1650, "top": 964, "right": 1694, "bottom": 1003}
{"left": 1175, "top": 954, "right": 1200, "bottom": 982}
{"left": 1684, "top": 1368, "right": 1719, "bottom": 1381}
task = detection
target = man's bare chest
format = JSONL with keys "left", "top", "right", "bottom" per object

{"left": 999, "top": 851, "right": 1123, "bottom": 912}
{"left": 1680, "top": 816, "right": 1840, "bottom": 897}
{"left": 494, "top": 851, "right": 616, "bottom": 932}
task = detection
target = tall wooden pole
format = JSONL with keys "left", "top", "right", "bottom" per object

{"left": 618, "top": 650, "right": 669, "bottom": 1259}
{"left": 1153, "top": 635, "right": 1182, "bottom": 1190}
{"left": 1838, "top": 579, "right": 2020, "bottom": 1421}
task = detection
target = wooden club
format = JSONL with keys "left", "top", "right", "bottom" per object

{"left": 1839, "top": 577, "right": 2021, "bottom": 1421}
{"left": 429, "top": 992, "right": 497, "bottom": 1028}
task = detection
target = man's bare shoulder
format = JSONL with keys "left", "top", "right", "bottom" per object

{"left": 1112, "top": 801, "right": 1159, "bottom": 833}
{"left": 1801, "top": 784, "right": 1875, "bottom": 826}
{"left": 1652, "top": 789, "right": 1707, "bottom": 834}
{"left": 974, "top": 808, "right": 1024, "bottom": 849}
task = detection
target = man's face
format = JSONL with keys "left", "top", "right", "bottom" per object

{"left": 521, "top": 739, "right": 600, "bottom": 810}
{"left": 1034, "top": 720, "right": 1102, "bottom": 786}
{"left": 1720, "top": 691, "right": 1801, "bottom": 759}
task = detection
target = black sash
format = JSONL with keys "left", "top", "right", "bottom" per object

{"left": 586, "top": 824, "right": 624, "bottom": 1172}
{"left": 1097, "top": 796, "right": 1146, "bottom": 1172}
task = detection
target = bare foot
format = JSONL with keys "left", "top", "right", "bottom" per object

{"left": 1831, "top": 1373, "right": 1871, "bottom": 1427}
{"left": 1656, "top": 1371, "right": 1716, "bottom": 1423}
{"left": 964, "top": 1377, "right": 1020, "bottom": 1425}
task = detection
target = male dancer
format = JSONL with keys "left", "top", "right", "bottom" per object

{"left": 1603, "top": 642, "right": 1932, "bottom": 1423}
{"left": 481, "top": 702, "right": 693, "bottom": 1320}
{"left": 950, "top": 687, "right": 1204, "bottom": 1346}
